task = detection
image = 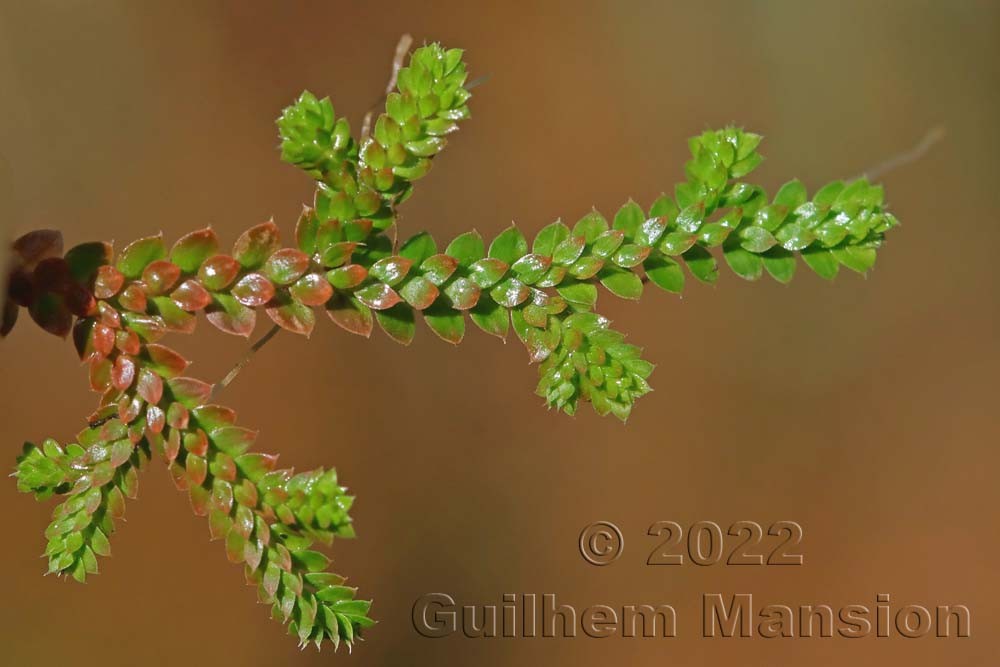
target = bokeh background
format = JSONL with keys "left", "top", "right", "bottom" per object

{"left": 1, "top": 2, "right": 997, "bottom": 665}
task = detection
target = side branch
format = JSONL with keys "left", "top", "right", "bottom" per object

{"left": 361, "top": 33, "right": 413, "bottom": 140}
{"left": 856, "top": 125, "right": 946, "bottom": 181}
{"left": 212, "top": 323, "right": 282, "bottom": 396}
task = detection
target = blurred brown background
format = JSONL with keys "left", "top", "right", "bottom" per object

{"left": 0, "top": 1, "right": 997, "bottom": 665}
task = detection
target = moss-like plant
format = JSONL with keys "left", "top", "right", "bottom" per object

{"left": 3, "top": 41, "right": 899, "bottom": 651}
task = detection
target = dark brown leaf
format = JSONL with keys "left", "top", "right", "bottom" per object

{"left": 28, "top": 292, "right": 72, "bottom": 337}
{"left": 12, "top": 229, "right": 63, "bottom": 268}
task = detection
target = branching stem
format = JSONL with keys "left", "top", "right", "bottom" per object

{"left": 361, "top": 33, "right": 413, "bottom": 140}
{"left": 213, "top": 323, "right": 282, "bottom": 396}
{"left": 856, "top": 125, "right": 946, "bottom": 181}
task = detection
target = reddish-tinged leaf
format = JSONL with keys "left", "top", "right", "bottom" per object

{"left": 146, "top": 405, "right": 166, "bottom": 433}
{"left": 342, "top": 218, "right": 373, "bottom": 241}
{"left": 489, "top": 277, "right": 531, "bottom": 308}
{"left": 112, "top": 356, "right": 136, "bottom": 391}
{"left": 152, "top": 296, "right": 197, "bottom": 334}
{"left": 117, "top": 393, "right": 143, "bottom": 422}
{"left": 170, "top": 279, "right": 211, "bottom": 311}
{"left": 189, "top": 483, "right": 210, "bottom": 516}
{"left": 522, "top": 303, "right": 548, "bottom": 328}
{"left": 568, "top": 255, "right": 606, "bottom": 279}
{"left": 191, "top": 405, "right": 237, "bottom": 430}
{"left": 170, "top": 228, "right": 219, "bottom": 272}
{"left": 232, "top": 273, "right": 276, "bottom": 307}
{"left": 13, "top": 229, "right": 63, "bottom": 268}
{"left": 295, "top": 207, "right": 319, "bottom": 255}
{"left": 116, "top": 235, "right": 166, "bottom": 279}
{"left": 225, "top": 528, "right": 246, "bottom": 563}
{"left": 115, "top": 329, "right": 140, "bottom": 355}
{"left": 326, "top": 264, "right": 367, "bottom": 290}
{"left": 63, "top": 282, "right": 97, "bottom": 317}
{"left": 611, "top": 244, "right": 651, "bottom": 269}
{"left": 166, "top": 402, "right": 189, "bottom": 430}
{"left": 444, "top": 277, "right": 481, "bottom": 310}
{"left": 211, "top": 480, "right": 234, "bottom": 513}
{"left": 320, "top": 242, "right": 359, "bottom": 268}
{"left": 290, "top": 273, "right": 333, "bottom": 306}
{"left": 142, "top": 260, "right": 181, "bottom": 295}
{"left": 525, "top": 328, "right": 555, "bottom": 363}
{"left": 355, "top": 282, "right": 402, "bottom": 310}
{"left": 208, "top": 509, "right": 232, "bottom": 541}
{"left": 76, "top": 320, "right": 114, "bottom": 360}
{"left": 212, "top": 454, "right": 238, "bottom": 482}
{"left": 511, "top": 253, "right": 552, "bottom": 284}
{"left": 262, "top": 563, "right": 281, "bottom": 598}
{"left": 107, "top": 486, "right": 127, "bottom": 519}
{"left": 369, "top": 256, "right": 413, "bottom": 286}
{"left": 97, "top": 301, "right": 121, "bottom": 329}
{"left": 168, "top": 461, "right": 189, "bottom": 490}
{"left": 136, "top": 367, "right": 164, "bottom": 404}
{"left": 206, "top": 293, "right": 256, "bottom": 337}
{"left": 118, "top": 283, "right": 147, "bottom": 312}
{"left": 420, "top": 254, "right": 458, "bottom": 285}
{"left": 233, "top": 221, "right": 280, "bottom": 269}
{"left": 234, "top": 506, "right": 254, "bottom": 539}
{"left": 167, "top": 377, "right": 212, "bottom": 408}
{"left": 89, "top": 358, "right": 113, "bottom": 392}
{"left": 469, "top": 258, "right": 509, "bottom": 288}
{"left": 144, "top": 343, "right": 189, "bottom": 378}
{"left": 265, "top": 299, "right": 315, "bottom": 336}
{"left": 186, "top": 454, "right": 208, "bottom": 486}
{"left": 127, "top": 420, "right": 146, "bottom": 444}
{"left": 398, "top": 275, "right": 439, "bottom": 310}
{"left": 90, "top": 320, "right": 115, "bottom": 357}
{"left": 244, "top": 539, "right": 264, "bottom": 571}
{"left": 121, "top": 312, "right": 167, "bottom": 342}
{"left": 254, "top": 516, "right": 270, "bottom": 551}
{"left": 326, "top": 293, "right": 373, "bottom": 337}
{"left": 552, "top": 235, "right": 587, "bottom": 266}
{"left": 94, "top": 265, "right": 125, "bottom": 299}
{"left": 210, "top": 426, "right": 258, "bottom": 456}
{"left": 263, "top": 248, "right": 309, "bottom": 285}
{"left": 375, "top": 303, "right": 416, "bottom": 345}
{"left": 235, "top": 453, "right": 279, "bottom": 481}
{"left": 197, "top": 254, "right": 241, "bottom": 291}
{"left": 121, "top": 465, "right": 139, "bottom": 498}
{"left": 183, "top": 430, "right": 209, "bottom": 456}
